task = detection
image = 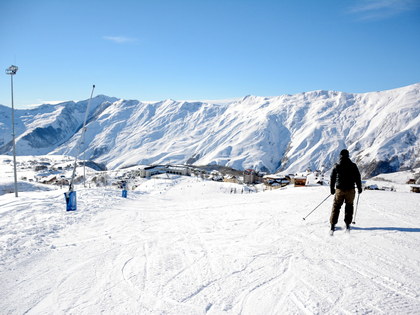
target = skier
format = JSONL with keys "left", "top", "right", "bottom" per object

{"left": 329, "top": 149, "right": 362, "bottom": 233}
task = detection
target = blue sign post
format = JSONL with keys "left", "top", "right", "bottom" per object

{"left": 121, "top": 180, "right": 128, "bottom": 198}
{"left": 64, "top": 191, "right": 77, "bottom": 211}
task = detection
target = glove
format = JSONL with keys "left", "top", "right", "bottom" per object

{"left": 358, "top": 187, "right": 362, "bottom": 194}
{"left": 330, "top": 188, "right": 335, "bottom": 195}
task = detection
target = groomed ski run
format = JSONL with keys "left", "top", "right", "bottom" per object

{"left": 1, "top": 176, "right": 419, "bottom": 314}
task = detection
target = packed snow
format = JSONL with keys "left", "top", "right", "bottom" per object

{"left": 1, "top": 162, "right": 419, "bottom": 314}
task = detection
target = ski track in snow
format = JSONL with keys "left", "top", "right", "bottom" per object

{"left": 0, "top": 177, "right": 419, "bottom": 314}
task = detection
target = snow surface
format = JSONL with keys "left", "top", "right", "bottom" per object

{"left": 1, "top": 173, "right": 419, "bottom": 314}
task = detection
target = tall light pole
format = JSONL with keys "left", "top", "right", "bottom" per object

{"left": 5, "top": 65, "right": 19, "bottom": 197}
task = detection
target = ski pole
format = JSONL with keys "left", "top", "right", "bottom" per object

{"left": 352, "top": 194, "right": 360, "bottom": 224}
{"left": 302, "top": 194, "right": 332, "bottom": 221}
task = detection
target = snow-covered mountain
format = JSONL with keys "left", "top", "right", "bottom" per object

{"left": 1, "top": 84, "right": 419, "bottom": 176}
{"left": 0, "top": 95, "right": 118, "bottom": 155}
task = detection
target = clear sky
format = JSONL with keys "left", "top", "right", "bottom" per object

{"left": 0, "top": 0, "right": 419, "bottom": 108}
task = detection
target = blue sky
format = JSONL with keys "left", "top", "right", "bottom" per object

{"left": 0, "top": 0, "right": 419, "bottom": 108}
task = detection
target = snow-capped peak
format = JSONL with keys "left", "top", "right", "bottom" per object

{"left": 1, "top": 83, "right": 419, "bottom": 177}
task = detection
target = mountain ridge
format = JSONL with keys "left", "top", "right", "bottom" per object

{"left": 1, "top": 83, "right": 419, "bottom": 177}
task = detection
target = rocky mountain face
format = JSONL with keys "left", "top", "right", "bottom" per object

{"left": 1, "top": 84, "right": 419, "bottom": 177}
{"left": 0, "top": 95, "right": 118, "bottom": 155}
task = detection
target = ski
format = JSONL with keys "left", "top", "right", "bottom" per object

{"left": 329, "top": 226, "right": 351, "bottom": 235}
{"left": 345, "top": 224, "right": 351, "bottom": 233}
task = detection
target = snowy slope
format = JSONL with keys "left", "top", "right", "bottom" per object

{"left": 1, "top": 176, "right": 419, "bottom": 314}
{"left": 1, "top": 83, "right": 419, "bottom": 176}
{"left": 0, "top": 95, "right": 118, "bottom": 155}
{"left": 53, "top": 83, "right": 420, "bottom": 176}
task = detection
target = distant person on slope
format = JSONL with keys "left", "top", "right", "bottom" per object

{"left": 329, "top": 149, "right": 362, "bottom": 232}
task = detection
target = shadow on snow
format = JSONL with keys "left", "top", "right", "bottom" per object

{"left": 352, "top": 227, "right": 420, "bottom": 233}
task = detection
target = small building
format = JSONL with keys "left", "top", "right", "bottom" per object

{"left": 139, "top": 165, "right": 191, "bottom": 178}
{"left": 57, "top": 177, "right": 70, "bottom": 187}
{"left": 244, "top": 169, "right": 257, "bottom": 184}
{"left": 294, "top": 176, "right": 307, "bottom": 187}
{"left": 139, "top": 166, "right": 164, "bottom": 178}
{"left": 166, "top": 165, "right": 191, "bottom": 176}
{"left": 39, "top": 175, "right": 58, "bottom": 185}
{"left": 263, "top": 175, "right": 290, "bottom": 188}
{"left": 410, "top": 185, "right": 420, "bottom": 193}
{"left": 382, "top": 186, "right": 395, "bottom": 192}
{"left": 209, "top": 170, "right": 223, "bottom": 181}
{"left": 224, "top": 174, "right": 239, "bottom": 184}
{"left": 34, "top": 165, "right": 48, "bottom": 171}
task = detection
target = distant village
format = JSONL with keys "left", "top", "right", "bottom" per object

{"left": 2, "top": 157, "right": 420, "bottom": 193}
{"left": 3, "top": 157, "right": 78, "bottom": 187}
{"left": 136, "top": 164, "right": 326, "bottom": 188}
{"left": 2, "top": 157, "right": 325, "bottom": 190}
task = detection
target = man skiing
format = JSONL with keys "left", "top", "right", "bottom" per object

{"left": 330, "top": 149, "right": 362, "bottom": 233}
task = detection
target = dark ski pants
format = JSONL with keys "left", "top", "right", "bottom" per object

{"left": 330, "top": 189, "right": 355, "bottom": 226}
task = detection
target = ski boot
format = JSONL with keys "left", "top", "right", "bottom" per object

{"left": 329, "top": 224, "right": 335, "bottom": 236}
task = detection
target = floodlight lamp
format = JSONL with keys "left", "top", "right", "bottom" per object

{"left": 6, "top": 65, "right": 18, "bottom": 75}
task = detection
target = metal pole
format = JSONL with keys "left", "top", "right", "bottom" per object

{"left": 83, "top": 154, "right": 86, "bottom": 187}
{"left": 5, "top": 66, "right": 19, "bottom": 198}
{"left": 352, "top": 194, "right": 360, "bottom": 224}
{"left": 302, "top": 194, "right": 331, "bottom": 221}
{"left": 68, "top": 84, "right": 95, "bottom": 192}
{"left": 11, "top": 74, "right": 18, "bottom": 197}
{"left": 83, "top": 139, "right": 86, "bottom": 187}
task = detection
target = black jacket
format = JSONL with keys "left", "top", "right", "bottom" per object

{"left": 330, "top": 157, "right": 362, "bottom": 191}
